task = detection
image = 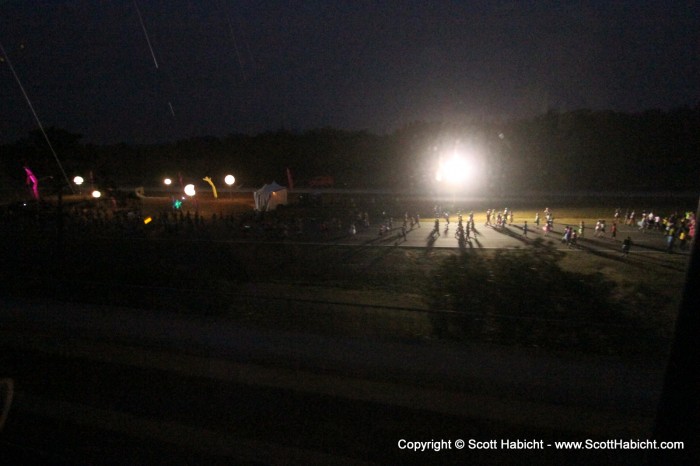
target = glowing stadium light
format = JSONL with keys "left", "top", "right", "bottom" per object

{"left": 184, "top": 184, "right": 196, "bottom": 197}
{"left": 73, "top": 176, "right": 84, "bottom": 186}
{"left": 164, "top": 178, "right": 172, "bottom": 186}
{"left": 436, "top": 152, "right": 472, "bottom": 186}
{"left": 91, "top": 190, "right": 101, "bottom": 199}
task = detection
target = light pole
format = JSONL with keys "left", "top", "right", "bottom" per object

{"left": 164, "top": 177, "right": 172, "bottom": 200}
{"left": 436, "top": 152, "right": 471, "bottom": 210}
{"left": 224, "top": 174, "right": 235, "bottom": 199}
{"left": 73, "top": 175, "right": 84, "bottom": 195}
{"left": 184, "top": 183, "right": 196, "bottom": 211}
{"left": 184, "top": 183, "right": 196, "bottom": 197}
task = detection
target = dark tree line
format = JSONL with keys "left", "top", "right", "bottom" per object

{"left": 2, "top": 106, "right": 698, "bottom": 196}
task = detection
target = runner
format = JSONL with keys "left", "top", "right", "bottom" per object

{"left": 621, "top": 236, "right": 632, "bottom": 257}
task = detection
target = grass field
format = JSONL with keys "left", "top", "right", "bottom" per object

{"left": 229, "top": 242, "right": 686, "bottom": 357}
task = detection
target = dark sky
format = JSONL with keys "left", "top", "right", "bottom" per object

{"left": 1, "top": 0, "right": 698, "bottom": 144}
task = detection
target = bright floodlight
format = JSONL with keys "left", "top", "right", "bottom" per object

{"left": 436, "top": 153, "right": 471, "bottom": 185}
{"left": 91, "top": 190, "right": 101, "bottom": 199}
{"left": 164, "top": 178, "right": 172, "bottom": 186}
{"left": 73, "top": 176, "right": 84, "bottom": 186}
{"left": 184, "top": 184, "right": 196, "bottom": 196}
{"left": 224, "top": 174, "right": 235, "bottom": 186}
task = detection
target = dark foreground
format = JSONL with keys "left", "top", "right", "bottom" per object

{"left": 0, "top": 297, "right": 684, "bottom": 465}
{"left": 0, "top": 196, "right": 696, "bottom": 464}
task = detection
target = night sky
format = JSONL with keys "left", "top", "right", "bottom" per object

{"left": 1, "top": 1, "right": 698, "bottom": 145}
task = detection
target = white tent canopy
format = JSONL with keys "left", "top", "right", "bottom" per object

{"left": 253, "top": 181, "right": 288, "bottom": 211}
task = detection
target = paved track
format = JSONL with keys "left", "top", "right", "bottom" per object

{"left": 331, "top": 220, "right": 687, "bottom": 256}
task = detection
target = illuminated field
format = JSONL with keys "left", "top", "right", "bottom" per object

{"left": 1, "top": 192, "right": 693, "bottom": 359}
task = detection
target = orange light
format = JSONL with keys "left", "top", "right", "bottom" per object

{"left": 144, "top": 216, "right": 152, "bottom": 225}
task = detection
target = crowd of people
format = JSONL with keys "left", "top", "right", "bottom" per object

{"left": 1, "top": 197, "right": 696, "bottom": 254}
{"left": 527, "top": 207, "right": 697, "bottom": 254}
{"left": 467, "top": 204, "right": 697, "bottom": 255}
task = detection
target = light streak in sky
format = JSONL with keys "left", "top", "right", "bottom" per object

{"left": 133, "top": 0, "right": 159, "bottom": 69}
{"left": 224, "top": 8, "right": 246, "bottom": 80}
{"left": 132, "top": 1, "right": 177, "bottom": 118}
{"left": 0, "top": 40, "right": 73, "bottom": 192}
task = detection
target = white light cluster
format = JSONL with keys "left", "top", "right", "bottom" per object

{"left": 436, "top": 152, "right": 472, "bottom": 185}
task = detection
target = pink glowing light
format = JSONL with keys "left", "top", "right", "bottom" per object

{"left": 23, "top": 166, "right": 39, "bottom": 200}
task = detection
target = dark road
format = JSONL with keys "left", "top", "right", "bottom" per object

{"left": 0, "top": 297, "right": 670, "bottom": 465}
